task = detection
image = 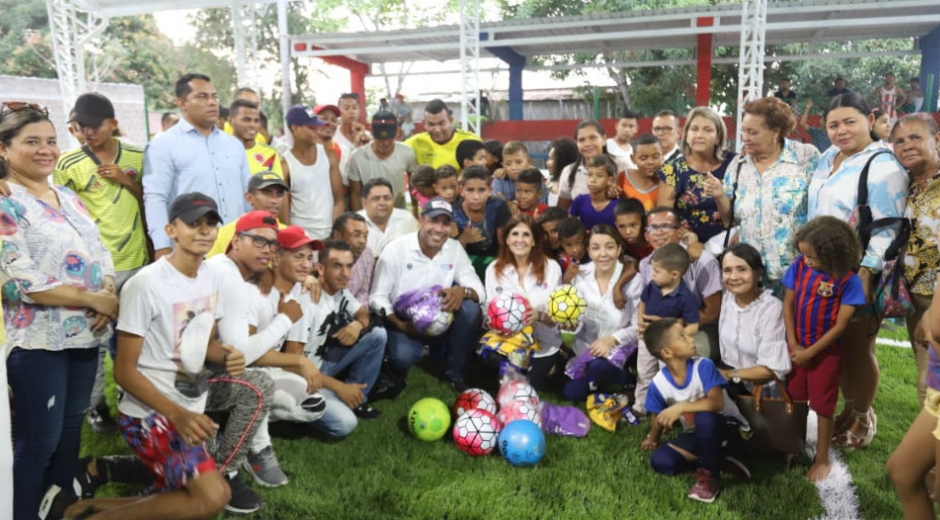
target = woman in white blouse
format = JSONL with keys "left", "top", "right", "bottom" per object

{"left": 563, "top": 225, "right": 637, "bottom": 401}
{"left": 717, "top": 243, "right": 791, "bottom": 391}
{"left": 484, "top": 214, "right": 563, "bottom": 389}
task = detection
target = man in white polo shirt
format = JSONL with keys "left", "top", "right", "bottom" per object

{"left": 357, "top": 178, "right": 418, "bottom": 257}
{"left": 370, "top": 198, "right": 484, "bottom": 392}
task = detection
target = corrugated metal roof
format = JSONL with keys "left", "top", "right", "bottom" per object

{"left": 292, "top": 0, "right": 940, "bottom": 64}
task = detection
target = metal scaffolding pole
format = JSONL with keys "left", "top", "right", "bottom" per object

{"left": 735, "top": 0, "right": 767, "bottom": 151}
{"left": 231, "top": 1, "right": 263, "bottom": 90}
{"left": 458, "top": 0, "right": 481, "bottom": 136}
{"left": 46, "top": 0, "right": 107, "bottom": 117}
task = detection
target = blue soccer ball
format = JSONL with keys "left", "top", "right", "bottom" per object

{"left": 498, "top": 419, "right": 545, "bottom": 467}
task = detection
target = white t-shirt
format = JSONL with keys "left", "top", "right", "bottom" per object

{"left": 205, "top": 255, "right": 293, "bottom": 366}
{"left": 571, "top": 262, "right": 637, "bottom": 355}
{"left": 292, "top": 288, "right": 361, "bottom": 367}
{"left": 646, "top": 357, "right": 749, "bottom": 428}
{"left": 117, "top": 257, "right": 222, "bottom": 418}
{"left": 485, "top": 260, "right": 563, "bottom": 358}
{"left": 286, "top": 147, "right": 334, "bottom": 240}
{"left": 605, "top": 138, "right": 637, "bottom": 170}
{"left": 359, "top": 208, "right": 419, "bottom": 257}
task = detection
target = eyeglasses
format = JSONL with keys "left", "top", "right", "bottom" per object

{"left": 0, "top": 101, "right": 49, "bottom": 120}
{"left": 646, "top": 224, "right": 679, "bottom": 233}
{"left": 652, "top": 126, "right": 674, "bottom": 134}
{"left": 239, "top": 231, "right": 281, "bottom": 251}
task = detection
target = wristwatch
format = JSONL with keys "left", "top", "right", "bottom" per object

{"left": 731, "top": 369, "right": 741, "bottom": 384}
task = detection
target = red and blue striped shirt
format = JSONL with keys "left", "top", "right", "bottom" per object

{"left": 781, "top": 256, "right": 865, "bottom": 348}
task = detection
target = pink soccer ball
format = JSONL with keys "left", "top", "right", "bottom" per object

{"left": 453, "top": 409, "right": 502, "bottom": 456}
{"left": 497, "top": 399, "right": 542, "bottom": 428}
{"left": 497, "top": 380, "right": 539, "bottom": 408}
{"left": 453, "top": 388, "right": 498, "bottom": 418}
{"left": 487, "top": 293, "right": 531, "bottom": 336}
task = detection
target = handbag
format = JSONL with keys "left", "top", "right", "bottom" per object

{"left": 850, "top": 150, "right": 914, "bottom": 318}
{"left": 732, "top": 370, "right": 809, "bottom": 455}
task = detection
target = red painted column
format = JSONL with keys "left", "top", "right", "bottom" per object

{"left": 696, "top": 17, "right": 714, "bottom": 107}
{"left": 313, "top": 47, "right": 370, "bottom": 123}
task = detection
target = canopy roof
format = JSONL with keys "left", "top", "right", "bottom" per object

{"left": 73, "top": 0, "right": 281, "bottom": 18}
{"left": 293, "top": 0, "right": 940, "bottom": 64}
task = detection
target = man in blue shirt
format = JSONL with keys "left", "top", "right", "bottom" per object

{"left": 144, "top": 73, "right": 251, "bottom": 258}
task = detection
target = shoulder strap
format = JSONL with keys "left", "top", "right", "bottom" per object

{"left": 855, "top": 150, "right": 893, "bottom": 252}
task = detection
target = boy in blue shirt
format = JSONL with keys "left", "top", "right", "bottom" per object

{"left": 453, "top": 165, "right": 511, "bottom": 280}
{"left": 638, "top": 243, "right": 700, "bottom": 337}
{"left": 641, "top": 318, "right": 751, "bottom": 504}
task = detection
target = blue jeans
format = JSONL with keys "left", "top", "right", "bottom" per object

{"left": 309, "top": 390, "right": 358, "bottom": 439}
{"left": 318, "top": 327, "right": 387, "bottom": 398}
{"left": 8, "top": 347, "right": 97, "bottom": 520}
{"left": 387, "top": 299, "right": 482, "bottom": 384}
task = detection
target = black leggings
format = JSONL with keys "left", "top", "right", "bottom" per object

{"left": 481, "top": 351, "right": 561, "bottom": 392}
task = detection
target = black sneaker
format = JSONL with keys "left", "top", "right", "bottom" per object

{"left": 38, "top": 485, "right": 77, "bottom": 520}
{"left": 353, "top": 403, "right": 382, "bottom": 419}
{"left": 73, "top": 457, "right": 107, "bottom": 499}
{"left": 369, "top": 374, "right": 406, "bottom": 401}
{"left": 224, "top": 474, "right": 265, "bottom": 514}
{"left": 87, "top": 404, "right": 118, "bottom": 435}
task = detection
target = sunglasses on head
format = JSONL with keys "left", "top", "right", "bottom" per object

{"left": 0, "top": 101, "right": 50, "bottom": 119}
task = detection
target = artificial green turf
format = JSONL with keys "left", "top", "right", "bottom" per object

{"left": 81, "top": 325, "right": 923, "bottom": 520}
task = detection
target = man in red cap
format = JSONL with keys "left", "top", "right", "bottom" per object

{"left": 276, "top": 229, "right": 387, "bottom": 433}
{"left": 204, "top": 210, "right": 323, "bottom": 502}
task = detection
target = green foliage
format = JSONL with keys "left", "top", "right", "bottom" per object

{"left": 0, "top": 0, "right": 55, "bottom": 78}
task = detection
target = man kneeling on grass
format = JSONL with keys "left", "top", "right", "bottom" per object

{"left": 43, "top": 194, "right": 237, "bottom": 520}
{"left": 640, "top": 318, "right": 751, "bottom": 504}
{"left": 274, "top": 230, "right": 387, "bottom": 437}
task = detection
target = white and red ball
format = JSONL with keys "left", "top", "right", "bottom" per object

{"left": 487, "top": 293, "right": 531, "bottom": 336}
{"left": 453, "top": 409, "right": 502, "bottom": 456}
{"left": 453, "top": 388, "right": 498, "bottom": 417}
{"left": 497, "top": 380, "right": 539, "bottom": 408}
{"left": 497, "top": 399, "right": 542, "bottom": 428}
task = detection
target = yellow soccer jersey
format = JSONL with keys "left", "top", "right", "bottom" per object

{"left": 405, "top": 129, "right": 480, "bottom": 170}
{"left": 245, "top": 143, "right": 284, "bottom": 178}
{"left": 53, "top": 141, "right": 148, "bottom": 272}
{"left": 207, "top": 218, "right": 287, "bottom": 259}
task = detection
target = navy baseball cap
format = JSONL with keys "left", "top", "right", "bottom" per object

{"left": 285, "top": 105, "right": 326, "bottom": 128}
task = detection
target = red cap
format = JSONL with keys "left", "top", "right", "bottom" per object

{"left": 313, "top": 104, "right": 341, "bottom": 117}
{"left": 277, "top": 225, "right": 325, "bottom": 251}
{"left": 235, "top": 210, "right": 279, "bottom": 233}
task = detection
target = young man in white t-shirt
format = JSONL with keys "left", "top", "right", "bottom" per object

{"left": 45, "top": 193, "right": 239, "bottom": 520}
{"left": 276, "top": 232, "right": 387, "bottom": 437}
{"left": 205, "top": 210, "right": 323, "bottom": 492}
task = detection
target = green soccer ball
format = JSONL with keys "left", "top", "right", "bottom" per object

{"left": 408, "top": 398, "right": 451, "bottom": 441}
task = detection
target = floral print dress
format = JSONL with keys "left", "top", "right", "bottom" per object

{"left": 659, "top": 153, "right": 737, "bottom": 243}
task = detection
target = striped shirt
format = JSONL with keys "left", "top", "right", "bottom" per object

{"left": 781, "top": 256, "right": 865, "bottom": 348}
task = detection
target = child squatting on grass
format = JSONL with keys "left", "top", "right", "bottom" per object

{"left": 782, "top": 216, "right": 865, "bottom": 481}
{"left": 640, "top": 318, "right": 751, "bottom": 504}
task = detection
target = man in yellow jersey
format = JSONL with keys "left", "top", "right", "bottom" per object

{"left": 404, "top": 99, "right": 480, "bottom": 170}
{"left": 207, "top": 171, "right": 288, "bottom": 258}
{"left": 230, "top": 99, "right": 284, "bottom": 178}
{"left": 55, "top": 92, "right": 148, "bottom": 435}
{"left": 224, "top": 87, "right": 267, "bottom": 144}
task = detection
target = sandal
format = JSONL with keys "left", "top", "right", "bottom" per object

{"left": 868, "top": 408, "right": 878, "bottom": 437}
{"left": 831, "top": 406, "right": 854, "bottom": 439}
{"left": 833, "top": 413, "right": 874, "bottom": 451}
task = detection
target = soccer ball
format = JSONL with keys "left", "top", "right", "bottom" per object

{"left": 453, "top": 409, "right": 502, "bottom": 456}
{"left": 497, "top": 380, "right": 539, "bottom": 408}
{"left": 497, "top": 399, "right": 542, "bottom": 428}
{"left": 487, "top": 293, "right": 531, "bottom": 335}
{"left": 499, "top": 419, "right": 546, "bottom": 467}
{"left": 547, "top": 285, "right": 587, "bottom": 327}
{"left": 453, "top": 388, "right": 498, "bottom": 417}
{"left": 424, "top": 310, "right": 454, "bottom": 336}
{"left": 408, "top": 398, "right": 451, "bottom": 441}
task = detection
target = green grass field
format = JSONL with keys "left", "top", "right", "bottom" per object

{"left": 81, "top": 323, "right": 923, "bottom": 519}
